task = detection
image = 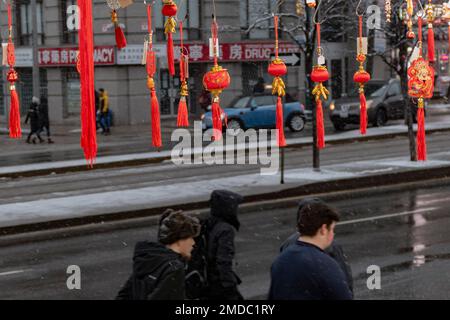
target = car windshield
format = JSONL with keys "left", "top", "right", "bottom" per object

{"left": 369, "top": 84, "right": 389, "bottom": 98}
{"left": 346, "top": 83, "right": 385, "bottom": 98}
{"left": 227, "top": 97, "right": 250, "bottom": 108}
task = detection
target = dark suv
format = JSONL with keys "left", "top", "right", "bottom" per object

{"left": 329, "top": 79, "right": 422, "bottom": 131}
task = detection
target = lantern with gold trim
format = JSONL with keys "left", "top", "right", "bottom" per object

{"left": 177, "top": 20, "right": 189, "bottom": 127}
{"left": 268, "top": 15, "right": 287, "bottom": 147}
{"left": 162, "top": 0, "right": 177, "bottom": 76}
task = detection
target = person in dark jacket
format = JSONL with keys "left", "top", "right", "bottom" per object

{"left": 269, "top": 201, "right": 352, "bottom": 300}
{"left": 279, "top": 198, "right": 353, "bottom": 296}
{"left": 253, "top": 77, "right": 266, "bottom": 94}
{"left": 25, "top": 97, "right": 44, "bottom": 144}
{"left": 38, "top": 96, "right": 54, "bottom": 144}
{"left": 116, "top": 209, "right": 200, "bottom": 300}
{"left": 203, "top": 190, "right": 244, "bottom": 300}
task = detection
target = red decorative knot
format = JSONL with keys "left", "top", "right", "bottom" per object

{"left": 7, "top": 69, "right": 18, "bottom": 84}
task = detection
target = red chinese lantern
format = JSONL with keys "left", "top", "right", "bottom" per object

{"left": 107, "top": 0, "right": 127, "bottom": 49}
{"left": 146, "top": 4, "right": 162, "bottom": 148}
{"left": 6, "top": 1, "right": 21, "bottom": 139}
{"left": 311, "top": 63, "right": 329, "bottom": 150}
{"left": 162, "top": 0, "right": 177, "bottom": 76}
{"left": 353, "top": 14, "right": 371, "bottom": 135}
{"left": 408, "top": 17, "right": 434, "bottom": 161}
{"left": 203, "top": 18, "right": 230, "bottom": 141}
{"left": 268, "top": 15, "right": 287, "bottom": 148}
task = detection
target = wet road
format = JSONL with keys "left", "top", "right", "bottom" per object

{"left": 1, "top": 109, "right": 449, "bottom": 167}
{"left": 1, "top": 181, "right": 450, "bottom": 299}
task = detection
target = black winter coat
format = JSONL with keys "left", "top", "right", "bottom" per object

{"left": 204, "top": 190, "right": 244, "bottom": 300}
{"left": 280, "top": 232, "right": 354, "bottom": 296}
{"left": 25, "top": 103, "right": 40, "bottom": 132}
{"left": 116, "top": 241, "right": 186, "bottom": 300}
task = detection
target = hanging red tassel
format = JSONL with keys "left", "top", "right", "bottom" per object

{"left": 416, "top": 99, "right": 427, "bottom": 161}
{"left": 167, "top": 32, "right": 175, "bottom": 76}
{"left": 316, "top": 99, "right": 325, "bottom": 149}
{"left": 112, "top": 10, "right": 127, "bottom": 49}
{"left": 211, "top": 100, "right": 223, "bottom": 141}
{"left": 177, "top": 97, "right": 189, "bottom": 127}
{"left": 151, "top": 87, "right": 162, "bottom": 148}
{"left": 360, "top": 92, "right": 367, "bottom": 134}
{"left": 426, "top": 2, "right": 435, "bottom": 62}
{"left": 78, "top": 0, "right": 98, "bottom": 167}
{"left": 276, "top": 97, "right": 286, "bottom": 147}
{"left": 6, "top": 2, "right": 21, "bottom": 139}
{"left": 8, "top": 82, "right": 21, "bottom": 139}
{"left": 427, "top": 27, "right": 435, "bottom": 62}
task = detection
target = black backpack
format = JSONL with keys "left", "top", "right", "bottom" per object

{"left": 185, "top": 218, "right": 210, "bottom": 299}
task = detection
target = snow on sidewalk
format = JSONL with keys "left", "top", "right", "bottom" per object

{"left": 2, "top": 153, "right": 450, "bottom": 228}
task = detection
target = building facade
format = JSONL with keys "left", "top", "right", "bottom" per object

{"left": 0, "top": 0, "right": 393, "bottom": 126}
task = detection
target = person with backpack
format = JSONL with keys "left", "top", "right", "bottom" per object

{"left": 186, "top": 190, "right": 244, "bottom": 300}
{"left": 116, "top": 209, "right": 200, "bottom": 300}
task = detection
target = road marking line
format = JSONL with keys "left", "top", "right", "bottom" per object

{"left": 338, "top": 207, "right": 437, "bottom": 226}
{"left": 0, "top": 269, "right": 30, "bottom": 277}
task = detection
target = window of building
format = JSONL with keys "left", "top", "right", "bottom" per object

{"left": 62, "top": 69, "right": 81, "bottom": 117}
{"left": 16, "top": 0, "right": 44, "bottom": 46}
{"left": 60, "top": 0, "right": 78, "bottom": 45}
{"left": 153, "top": 0, "right": 201, "bottom": 41}
{"left": 241, "top": 0, "right": 274, "bottom": 40}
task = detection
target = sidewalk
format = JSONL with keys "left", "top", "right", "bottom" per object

{"left": 2, "top": 150, "right": 450, "bottom": 233}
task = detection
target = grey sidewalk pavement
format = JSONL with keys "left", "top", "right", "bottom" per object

{"left": 2, "top": 149, "right": 450, "bottom": 233}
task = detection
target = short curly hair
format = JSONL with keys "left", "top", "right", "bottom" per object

{"left": 158, "top": 209, "right": 201, "bottom": 245}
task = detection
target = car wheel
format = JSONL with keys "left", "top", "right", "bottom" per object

{"left": 287, "top": 114, "right": 305, "bottom": 132}
{"left": 226, "top": 119, "right": 244, "bottom": 136}
{"left": 332, "top": 121, "right": 346, "bottom": 131}
{"left": 374, "top": 108, "right": 387, "bottom": 127}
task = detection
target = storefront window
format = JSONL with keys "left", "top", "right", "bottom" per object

{"left": 62, "top": 69, "right": 81, "bottom": 117}
{"left": 16, "top": 0, "right": 45, "bottom": 46}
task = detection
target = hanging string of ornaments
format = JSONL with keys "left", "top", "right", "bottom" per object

{"left": 106, "top": 0, "right": 129, "bottom": 49}
{"left": 268, "top": 15, "right": 287, "bottom": 148}
{"left": 145, "top": 2, "right": 162, "bottom": 149}
{"left": 407, "top": 1, "right": 434, "bottom": 161}
{"left": 310, "top": 0, "right": 329, "bottom": 150}
{"left": 162, "top": 0, "right": 177, "bottom": 76}
{"left": 354, "top": 1, "right": 371, "bottom": 135}
{"left": 177, "top": 17, "right": 190, "bottom": 128}
{"left": 5, "top": 0, "right": 21, "bottom": 139}
{"left": 203, "top": 15, "right": 231, "bottom": 141}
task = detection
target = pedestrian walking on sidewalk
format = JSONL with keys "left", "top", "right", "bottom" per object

{"left": 279, "top": 198, "right": 354, "bottom": 297}
{"left": 24, "top": 97, "right": 44, "bottom": 144}
{"left": 38, "top": 96, "right": 54, "bottom": 144}
{"left": 269, "top": 201, "right": 352, "bottom": 300}
{"left": 116, "top": 209, "right": 200, "bottom": 300}
{"left": 99, "top": 88, "right": 112, "bottom": 135}
{"left": 186, "top": 190, "right": 244, "bottom": 300}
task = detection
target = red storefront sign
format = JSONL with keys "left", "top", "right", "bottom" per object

{"left": 38, "top": 46, "right": 115, "bottom": 66}
{"left": 172, "top": 42, "right": 300, "bottom": 63}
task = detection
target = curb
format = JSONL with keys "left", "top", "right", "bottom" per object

{"left": 2, "top": 126, "right": 450, "bottom": 179}
{"left": 1, "top": 163, "right": 450, "bottom": 237}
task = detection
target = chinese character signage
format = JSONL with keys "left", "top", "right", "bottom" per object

{"left": 38, "top": 46, "right": 115, "bottom": 66}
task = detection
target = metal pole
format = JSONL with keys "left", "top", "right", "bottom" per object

{"left": 280, "top": 146, "right": 285, "bottom": 184}
{"left": 31, "top": 0, "right": 40, "bottom": 99}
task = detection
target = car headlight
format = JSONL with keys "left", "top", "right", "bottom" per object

{"left": 366, "top": 99, "right": 374, "bottom": 109}
{"left": 330, "top": 102, "right": 335, "bottom": 111}
{"left": 201, "top": 114, "right": 205, "bottom": 120}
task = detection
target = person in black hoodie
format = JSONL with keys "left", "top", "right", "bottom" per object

{"left": 203, "top": 190, "right": 244, "bottom": 300}
{"left": 116, "top": 209, "right": 200, "bottom": 300}
{"left": 279, "top": 198, "right": 353, "bottom": 296}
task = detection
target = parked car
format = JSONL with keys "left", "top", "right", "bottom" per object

{"left": 201, "top": 94, "right": 307, "bottom": 134}
{"left": 329, "top": 79, "right": 423, "bottom": 131}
